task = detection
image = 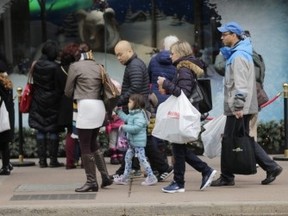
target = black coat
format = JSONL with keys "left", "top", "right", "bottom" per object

{"left": 28, "top": 59, "right": 61, "bottom": 132}
{"left": 163, "top": 56, "right": 204, "bottom": 98}
{"left": 117, "top": 54, "right": 150, "bottom": 109}
{"left": 55, "top": 65, "right": 73, "bottom": 130}
{"left": 0, "top": 79, "right": 14, "bottom": 144}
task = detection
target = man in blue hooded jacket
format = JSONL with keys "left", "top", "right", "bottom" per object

{"left": 211, "top": 21, "right": 282, "bottom": 186}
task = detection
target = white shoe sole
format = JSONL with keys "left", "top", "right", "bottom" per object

{"left": 161, "top": 188, "right": 185, "bottom": 193}
{"left": 141, "top": 180, "right": 158, "bottom": 186}
{"left": 200, "top": 170, "right": 217, "bottom": 191}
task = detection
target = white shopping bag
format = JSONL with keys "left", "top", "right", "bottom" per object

{"left": 152, "top": 91, "right": 201, "bottom": 144}
{"left": 0, "top": 100, "right": 10, "bottom": 133}
{"left": 201, "top": 114, "right": 226, "bottom": 158}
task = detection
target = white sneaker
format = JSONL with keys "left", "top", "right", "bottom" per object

{"left": 141, "top": 175, "right": 158, "bottom": 186}
{"left": 113, "top": 175, "right": 129, "bottom": 185}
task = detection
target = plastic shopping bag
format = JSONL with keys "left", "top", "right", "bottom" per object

{"left": 201, "top": 114, "right": 226, "bottom": 158}
{"left": 152, "top": 91, "right": 201, "bottom": 144}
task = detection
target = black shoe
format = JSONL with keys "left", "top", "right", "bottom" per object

{"left": 200, "top": 169, "right": 217, "bottom": 190}
{"left": 211, "top": 176, "right": 235, "bottom": 187}
{"left": 158, "top": 166, "right": 174, "bottom": 182}
{"left": 75, "top": 182, "right": 98, "bottom": 192}
{"left": 39, "top": 161, "right": 48, "bottom": 168}
{"left": 0, "top": 167, "right": 10, "bottom": 175}
{"left": 49, "top": 161, "right": 64, "bottom": 168}
{"left": 101, "top": 176, "right": 113, "bottom": 188}
{"left": 261, "top": 166, "right": 283, "bottom": 185}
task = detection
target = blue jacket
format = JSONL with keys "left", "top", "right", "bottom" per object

{"left": 223, "top": 38, "right": 258, "bottom": 115}
{"left": 148, "top": 50, "right": 176, "bottom": 105}
{"left": 116, "top": 109, "right": 148, "bottom": 148}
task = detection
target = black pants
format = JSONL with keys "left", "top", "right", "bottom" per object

{"left": 221, "top": 115, "right": 279, "bottom": 181}
{"left": 173, "top": 144, "right": 211, "bottom": 187}
{"left": 145, "top": 136, "right": 169, "bottom": 173}
{"left": 0, "top": 142, "right": 10, "bottom": 167}
{"left": 78, "top": 128, "right": 100, "bottom": 154}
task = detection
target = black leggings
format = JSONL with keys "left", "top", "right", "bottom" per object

{"left": 78, "top": 128, "right": 100, "bottom": 154}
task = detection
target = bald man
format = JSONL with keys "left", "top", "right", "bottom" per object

{"left": 114, "top": 40, "right": 150, "bottom": 111}
{"left": 113, "top": 40, "right": 149, "bottom": 177}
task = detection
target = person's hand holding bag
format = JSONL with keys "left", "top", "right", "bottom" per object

{"left": 157, "top": 76, "right": 166, "bottom": 94}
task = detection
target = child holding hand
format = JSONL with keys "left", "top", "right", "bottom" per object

{"left": 113, "top": 94, "right": 158, "bottom": 186}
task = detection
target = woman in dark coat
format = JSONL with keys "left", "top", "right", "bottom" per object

{"left": 0, "top": 71, "right": 14, "bottom": 175}
{"left": 55, "top": 42, "right": 80, "bottom": 169}
{"left": 28, "top": 40, "right": 63, "bottom": 168}
{"left": 157, "top": 41, "right": 217, "bottom": 193}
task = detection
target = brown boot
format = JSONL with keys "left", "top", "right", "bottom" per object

{"left": 75, "top": 153, "right": 98, "bottom": 192}
{"left": 94, "top": 150, "right": 113, "bottom": 188}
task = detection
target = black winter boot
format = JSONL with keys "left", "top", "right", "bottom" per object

{"left": 75, "top": 153, "right": 98, "bottom": 192}
{"left": 0, "top": 143, "right": 11, "bottom": 175}
{"left": 94, "top": 150, "right": 113, "bottom": 188}
{"left": 37, "top": 139, "right": 48, "bottom": 168}
{"left": 49, "top": 139, "right": 64, "bottom": 168}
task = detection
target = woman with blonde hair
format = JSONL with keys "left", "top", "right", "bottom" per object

{"left": 157, "top": 41, "right": 217, "bottom": 193}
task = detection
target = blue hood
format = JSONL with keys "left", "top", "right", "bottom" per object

{"left": 227, "top": 38, "right": 253, "bottom": 64}
{"left": 155, "top": 50, "right": 173, "bottom": 65}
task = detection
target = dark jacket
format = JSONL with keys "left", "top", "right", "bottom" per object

{"left": 0, "top": 76, "right": 14, "bottom": 144}
{"left": 162, "top": 55, "right": 204, "bottom": 98}
{"left": 117, "top": 54, "right": 150, "bottom": 109}
{"left": 148, "top": 50, "right": 176, "bottom": 105}
{"left": 55, "top": 65, "right": 73, "bottom": 130}
{"left": 28, "top": 58, "right": 61, "bottom": 132}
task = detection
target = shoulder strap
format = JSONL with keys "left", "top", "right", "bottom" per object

{"left": 28, "top": 60, "right": 37, "bottom": 83}
{"left": 61, "top": 66, "right": 68, "bottom": 76}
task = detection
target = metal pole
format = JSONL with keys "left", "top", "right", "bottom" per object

{"left": 11, "top": 87, "right": 35, "bottom": 167}
{"left": 17, "top": 87, "right": 24, "bottom": 162}
{"left": 274, "top": 83, "right": 288, "bottom": 161}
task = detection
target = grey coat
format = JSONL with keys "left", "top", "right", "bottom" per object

{"left": 65, "top": 60, "right": 102, "bottom": 100}
{"left": 224, "top": 39, "right": 258, "bottom": 116}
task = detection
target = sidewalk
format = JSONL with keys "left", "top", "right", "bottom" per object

{"left": 0, "top": 155, "right": 288, "bottom": 216}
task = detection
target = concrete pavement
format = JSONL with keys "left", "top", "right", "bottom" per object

{"left": 0, "top": 155, "right": 288, "bottom": 216}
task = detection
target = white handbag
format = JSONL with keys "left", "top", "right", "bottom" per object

{"left": 0, "top": 99, "right": 10, "bottom": 133}
{"left": 152, "top": 91, "right": 201, "bottom": 144}
{"left": 201, "top": 114, "right": 226, "bottom": 158}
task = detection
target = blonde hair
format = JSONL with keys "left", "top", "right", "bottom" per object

{"left": 170, "top": 41, "right": 193, "bottom": 58}
{"left": 163, "top": 35, "right": 179, "bottom": 50}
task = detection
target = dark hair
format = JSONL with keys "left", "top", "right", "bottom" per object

{"left": 129, "top": 94, "right": 146, "bottom": 110}
{"left": 41, "top": 40, "right": 59, "bottom": 61}
{"left": 79, "top": 42, "right": 90, "bottom": 53}
{"left": 61, "top": 43, "right": 80, "bottom": 66}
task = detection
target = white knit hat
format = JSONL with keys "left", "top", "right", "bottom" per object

{"left": 163, "top": 35, "right": 179, "bottom": 50}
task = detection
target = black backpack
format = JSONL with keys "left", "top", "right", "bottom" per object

{"left": 253, "top": 50, "right": 265, "bottom": 86}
